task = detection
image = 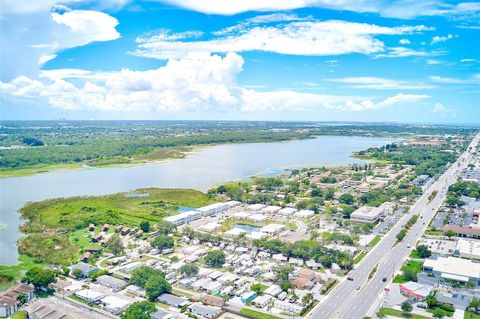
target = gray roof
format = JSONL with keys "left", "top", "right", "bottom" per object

{"left": 190, "top": 303, "right": 221, "bottom": 317}
{"left": 157, "top": 293, "right": 188, "bottom": 307}
{"left": 71, "top": 262, "right": 98, "bottom": 274}
{"left": 96, "top": 275, "right": 127, "bottom": 288}
{"left": 152, "top": 308, "right": 171, "bottom": 319}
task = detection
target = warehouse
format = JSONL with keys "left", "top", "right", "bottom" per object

{"left": 423, "top": 256, "right": 480, "bottom": 286}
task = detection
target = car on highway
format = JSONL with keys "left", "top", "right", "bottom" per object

{"left": 407, "top": 244, "right": 411, "bottom": 248}
{"left": 382, "top": 277, "right": 387, "bottom": 282}
{"left": 356, "top": 285, "right": 360, "bottom": 290}
{"left": 347, "top": 277, "right": 354, "bottom": 281}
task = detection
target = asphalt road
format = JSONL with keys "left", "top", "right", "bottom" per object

{"left": 308, "top": 133, "right": 480, "bottom": 319}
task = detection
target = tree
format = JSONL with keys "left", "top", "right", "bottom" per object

{"left": 140, "top": 221, "right": 150, "bottom": 232}
{"left": 415, "top": 245, "right": 432, "bottom": 258}
{"left": 205, "top": 250, "right": 225, "bottom": 267}
{"left": 16, "top": 293, "right": 28, "bottom": 305}
{"left": 179, "top": 264, "right": 199, "bottom": 277}
{"left": 401, "top": 301, "right": 412, "bottom": 314}
{"left": 121, "top": 301, "right": 156, "bottom": 319}
{"left": 444, "top": 230, "right": 456, "bottom": 238}
{"left": 426, "top": 295, "right": 437, "bottom": 309}
{"left": 468, "top": 298, "right": 480, "bottom": 314}
{"left": 151, "top": 234, "right": 174, "bottom": 250}
{"left": 22, "top": 267, "right": 56, "bottom": 289}
{"left": 106, "top": 233, "right": 124, "bottom": 256}
{"left": 432, "top": 308, "right": 446, "bottom": 318}
{"left": 396, "top": 229, "right": 406, "bottom": 241}
{"left": 72, "top": 269, "right": 83, "bottom": 279}
{"left": 339, "top": 193, "right": 355, "bottom": 205}
{"left": 145, "top": 275, "right": 172, "bottom": 301}
{"left": 273, "top": 264, "right": 293, "bottom": 289}
{"left": 302, "top": 293, "right": 314, "bottom": 305}
{"left": 130, "top": 266, "right": 164, "bottom": 288}
{"left": 251, "top": 283, "right": 265, "bottom": 294}
{"left": 157, "top": 220, "right": 175, "bottom": 235}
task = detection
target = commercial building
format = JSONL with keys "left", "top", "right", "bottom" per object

{"left": 423, "top": 256, "right": 480, "bottom": 286}
{"left": 101, "top": 295, "right": 132, "bottom": 314}
{"left": 454, "top": 239, "right": 480, "bottom": 260}
{"left": 399, "top": 282, "right": 433, "bottom": 301}
{"left": 74, "top": 289, "right": 104, "bottom": 303}
{"left": 350, "top": 202, "right": 393, "bottom": 223}
{"left": 165, "top": 202, "right": 238, "bottom": 226}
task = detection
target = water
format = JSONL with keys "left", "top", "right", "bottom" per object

{"left": 234, "top": 224, "right": 261, "bottom": 232}
{"left": 0, "top": 135, "right": 392, "bottom": 264}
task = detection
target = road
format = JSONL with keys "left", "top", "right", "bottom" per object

{"left": 308, "top": 133, "right": 480, "bottom": 319}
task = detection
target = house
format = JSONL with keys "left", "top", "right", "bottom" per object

{"left": 75, "top": 289, "right": 104, "bottom": 303}
{"left": 288, "top": 257, "right": 304, "bottom": 266}
{"left": 203, "top": 295, "right": 225, "bottom": 307}
{"left": 96, "top": 275, "right": 128, "bottom": 292}
{"left": 241, "top": 291, "right": 257, "bottom": 304}
{"left": 260, "top": 224, "right": 285, "bottom": 235}
{"left": 189, "top": 302, "right": 222, "bottom": 319}
{"left": 272, "top": 254, "right": 288, "bottom": 262}
{"left": 70, "top": 262, "right": 98, "bottom": 278}
{"left": 157, "top": 293, "right": 189, "bottom": 308}
{"left": 81, "top": 251, "right": 91, "bottom": 262}
{"left": 305, "top": 259, "right": 322, "bottom": 270}
{"left": 87, "top": 223, "right": 95, "bottom": 231}
{"left": 152, "top": 308, "right": 173, "bottom": 319}
{"left": 264, "top": 285, "right": 283, "bottom": 297}
{"left": 273, "top": 300, "right": 303, "bottom": 315}
{"left": 102, "top": 224, "right": 109, "bottom": 231}
{"left": 297, "top": 268, "right": 318, "bottom": 282}
{"left": 25, "top": 297, "right": 104, "bottom": 319}
{"left": 278, "top": 207, "right": 297, "bottom": 216}
{"left": 0, "top": 283, "right": 34, "bottom": 318}
{"left": 101, "top": 295, "right": 131, "bottom": 314}
{"left": 294, "top": 210, "right": 315, "bottom": 218}
{"left": 120, "top": 227, "right": 130, "bottom": 235}
{"left": 399, "top": 282, "right": 433, "bottom": 301}
{"left": 291, "top": 277, "right": 314, "bottom": 290}
{"left": 253, "top": 295, "right": 271, "bottom": 308}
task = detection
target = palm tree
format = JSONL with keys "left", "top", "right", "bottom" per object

{"left": 16, "top": 293, "right": 28, "bottom": 306}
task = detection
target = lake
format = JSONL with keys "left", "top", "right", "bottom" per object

{"left": 0, "top": 135, "right": 392, "bottom": 264}
{"left": 234, "top": 224, "right": 261, "bottom": 232}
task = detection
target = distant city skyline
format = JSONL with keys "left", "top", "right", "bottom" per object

{"left": 1, "top": 0, "right": 479, "bottom": 123}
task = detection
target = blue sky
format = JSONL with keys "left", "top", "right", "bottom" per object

{"left": 0, "top": 0, "right": 479, "bottom": 123}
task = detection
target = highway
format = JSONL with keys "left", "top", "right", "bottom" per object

{"left": 308, "top": 133, "right": 480, "bottom": 319}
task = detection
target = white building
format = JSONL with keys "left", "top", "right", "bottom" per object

{"left": 200, "top": 222, "right": 221, "bottom": 233}
{"left": 164, "top": 211, "right": 200, "bottom": 226}
{"left": 350, "top": 206, "right": 383, "bottom": 223}
{"left": 278, "top": 207, "right": 297, "bottom": 216}
{"left": 248, "top": 214, "right": 267, "bottom": 223}
{"left": 225, "top": 228, "right": 247, "bottom": 238}
{"left": 75, "top": 289, "right": 104, "bottom": 303}
{"left": 253, "top": 295, "right": 272, "bottom": 308}
{"left": 189, "top": 302, "right": 221, "bottom": 319}
{"left": 101, "top": 296, "right": 132, "bottom": 314}
{"left": 262, "top": 206, "right": 282, "bottom": 214}
{"left": 273, "top": 300, "right": 303, "bottom": 315}
{"left": 294, "top": 210, "right": 315, "bottom": 218}
{"left": 260, "top": 223, "right": 285, "bottom": 235}
{"left": 423, "top": 256, "right": 480, "bottom": 286}
{"left": 455, "top": 239, "right": 480, "bottom": 260}
{"left": 248, "top": 204, "right": 266, "bottom": 211}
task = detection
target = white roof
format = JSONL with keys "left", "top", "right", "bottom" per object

{"left": 101, "top": 296, "right": 131, "bottom": 308}
{"left": 400, "top": 281, "right": 432, "bottom": 298}
{"left": 248, "top": 204, "right": 266, "bottom": 211}
{"left": 164, "top": 210, "right": 198, "bottom": 223}
{"left": 295, "top": 210, "right": 315, "bottom": 218}
{"left": 248, "top": 214, "right": 267, "bottom": 222}
{"left": 197, "top": 202, "right": 229, "bottom": 212}
{"left": 247, "top": 231, "right": 267, "bottom": 240}
{"left": 264, "top": 285, "right": 282, "bottom": 297}
{"left": 260, "top": 223, "right": 285, "bottom": 234}
{"left": 75, "top": 289, "right": 103, "bottom": 300}
{"left": 456, "top": 239, "right": 480, "bottom": 258}
{"left": 351, "top": 206, "right": 382, "bottom": 220}
{"left": 278, "top": 207, "right": 297, "bottom": 215}
{"left": 424, "top": 256, "right": 480, "bottom": 279}
{"left": 262, "top": 206, "right": 282, "bottom": 213}
{"left": 225, "top": 228, "right": 247, "bottom": 237}
{"left": 232, "top": 212, "right": 251, "bottom": 219}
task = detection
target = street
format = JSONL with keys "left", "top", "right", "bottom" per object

{"left": 308, "top": 133, "right": 480, "bottom": 319}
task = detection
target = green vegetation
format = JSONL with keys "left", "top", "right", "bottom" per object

{"left": 240, "top": 308, "right": 283, "bottom": 319}
{"left": 368, "top": 235, "right": 381, "bottom": 248}
{"left": 21, "top": 267, "right": 56, "bottom": 289}
{"left": 145, "top": 275, "right": 171, "bottom": 301}
{"left": 414, "top": 245, "right": 432, "bottom": 258}
{"left": 393, "top": 261, "right": 423, "bottom": 283}
{"left": 152, "top": 235, "right": 174, "bottom": 250}
{"left": 15, "top": 188, "right": 212, "bottom": 265}
{"left": 251, "top": 283, "right": 268, "bottom": 294}
{"left": 130, "top": 266, "right": 164, "bottom": 288}
{"left": 465, "top": 313, "right": 480, "bottom": 319}
{"left": 179, "top": 264, "right": 199, "bottom": 277}
{"left": 204, "top": 250, "right": 226, "bottom": 268}
{"left": 446, "top": 180, "right": 480, "bottom": 206}
{"left": 121, "top": 301, "right": 156, "bottom": 319}
{"left": 11, "top": 311, "right": 27, "bottom": 319}
{"left": 0, "top": 255, "right": 46, "bottom": 289}
{"left": 377, "top": 308, "right": 431, "bottom": 319}
{"left": 353, "top": 251, "right": 367, "bottom": 264}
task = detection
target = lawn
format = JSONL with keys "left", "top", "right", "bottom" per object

{"left": 393, "top": 261, "right": 423, "bottom": 283}
{"left": 377, "top": 308, "right": 431, "bottom": 319}
{"left": 240, "top": 308, "right": 282, "bottom": 319}
{"left": 353, "top": 251, "right": 367, "bottom": 264}
{"left": 11, "top": 311, "right": 27, "bottom": 319}
{"left": 465, "top": 312, "right": 480, "bottom": 319}
{"left": 368, "top": 235, "right": 382, "bottom": 248}
{"left": 0, "top": 255, "right": 46, "bottom": 289}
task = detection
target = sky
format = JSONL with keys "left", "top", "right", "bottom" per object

{"left": 0, "top": 0, "right": 479, "bottom": 123}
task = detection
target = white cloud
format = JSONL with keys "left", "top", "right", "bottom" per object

{"left": 0, "top": 52, "right": 432, "bottom": 113}
{"left": 330, "top": 77, "right": 435, "bottom": 90}
{"left": 153, "top": 0, "right": 480, "bottom": 19}
{"left": 399, "top": 38, "right": 411, "bottom": 45}
{"left": 375, "top": 47, "right": 430, "bottom": 58}
{"left": 133, "top": 20, "right": 434, "bottom": 59}
{"left": 429, "top": 74, "right": 480, "bottom": 84}
{"left": 1, "top": 0, "right": 130, "bottom": 14}
{"left": 431, "top": 33, "right": 455, "bottom": 44}
{"left": 1, "top": 6, "right": 120, "bottom": 80}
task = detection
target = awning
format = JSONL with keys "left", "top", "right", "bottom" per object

{"left": 441, "top": 273, "right": 469, "bottom": 282}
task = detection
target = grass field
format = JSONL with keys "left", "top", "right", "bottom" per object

{"left": 353, "top": 251, "right": 367, "bottom": 264}
{"left": 393, "top": 260, "right": 423, "bottom": 283}
{"left": 465, "top": 312, "right": 480, "bottom": 319}
{"left": 12, "top": 188, "right": 213, "bottom": 267}
{"left": 377, "top": 308, "right": 431, "bottom": 318}
{"left": 11, "top": 311, "right": 27, "bottom": 319}
{"left": 368, "top": 235, "right": 381, "bottom": 247}
{"left": 240, "top": 308, "right": 282, "bottom": 319}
